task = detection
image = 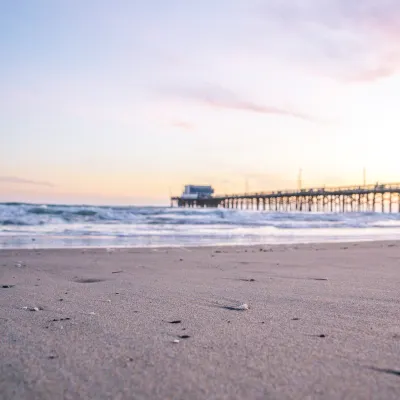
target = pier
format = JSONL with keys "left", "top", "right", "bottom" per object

{"left": 171, "top": 182, "right": 400, "bottom": 212}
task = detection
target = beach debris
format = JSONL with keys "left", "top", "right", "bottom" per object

{"left": 223, "top": 303, "right": 249, "bottom": 311}
{"left": 52, "top": 317, "right": 71, "bottom": 322}
{"left": 15, "top": 262, "right": 24, "bottom": 268}
{"left": 1, "top": 285, "right": 14, "bottom": 289}
{"left": 168, "top": 320, "right": 182, "bottom": 324}
{"left": 240, "top": 278, "right": 255, "bottom": 282}
{"left": 312, "top": 278, "right": 328, "bottom": 281}
{"left": 173, "top": 339, "right": 180, "bottom": 344}
{"left": 178, "top": 335, "right": 190, "bottom": 339}
{"left": 74, "top": 278, "right": 105, "bottom": 283}
{"left": 23, "top": 306, "right": 41, "bottom": 311}
{"left": 319, "top": 334, "right": 326, "bottom": 338}
{"left": 369, "top": 367, "right": 400, "bottom": 377}
{"left": 111, "top": 270, "right": 123, "bottom": 274}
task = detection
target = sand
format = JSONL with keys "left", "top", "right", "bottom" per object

{"left": 1, "top": 241, "right": 400, "bottom": 400}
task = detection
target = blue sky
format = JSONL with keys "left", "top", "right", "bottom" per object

{"left": 1, "top": 0, "right": 400, "bottom": 204}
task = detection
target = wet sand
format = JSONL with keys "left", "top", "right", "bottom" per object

{"left": 1, "top": 241, "right": 400, "bottom": 399}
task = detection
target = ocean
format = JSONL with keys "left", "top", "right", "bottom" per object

{"left": 1, "top": 202, "right": 400, "bottom": 249}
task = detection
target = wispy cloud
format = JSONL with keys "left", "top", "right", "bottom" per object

{"left": 345, "top": 64, "right": 398, "bottom": 83}
{"left": 259, "top": 0, "right": 400, "bottom": 83}
{"left": 171, "top": 120, "right": 195, "bottom": 130}
{"left": 167, "top": 84, "right": 314, "bottom": 121}
{"left": 0, "top": 176, "right": 55, "bottom": 188}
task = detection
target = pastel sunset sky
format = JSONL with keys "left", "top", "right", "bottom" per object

{"left": 1, "top": 0, "right": 400, "bottom": 205}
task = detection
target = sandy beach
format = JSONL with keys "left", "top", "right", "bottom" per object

{"left": 1, "top": 241, "right": 399, "bottom": 400}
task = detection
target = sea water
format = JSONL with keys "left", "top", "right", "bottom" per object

{"left": 1, "top": 202, "right": 400, "bottom": 248}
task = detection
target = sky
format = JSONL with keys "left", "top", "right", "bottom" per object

{"left": 1, "top": 0, "right": 400, "bottom": 205}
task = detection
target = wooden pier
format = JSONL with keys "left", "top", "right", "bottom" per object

{"left": 171, "top": 183, "right": 400, "bottom": 213}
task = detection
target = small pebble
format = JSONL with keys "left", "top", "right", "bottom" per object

{"left": 173, "top": 339, "right": 180, "bottom": 344}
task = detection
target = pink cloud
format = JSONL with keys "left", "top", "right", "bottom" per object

{"left": 171, "top": 120, "right": 195, "bottom": 130}
{"left": 345, "top": 64, "right": 398, "bottom": 83}
{"left": 167, "top": 84, "right": 314, "bottom": 121}
{"left": 0, "top": 176, "right": 55, "bottom": 188}
{"left": 260, "top": 0, "right": 400, "bottom": 83}
{"left": 204, "top": 97, "right": 313, "bottom": 121}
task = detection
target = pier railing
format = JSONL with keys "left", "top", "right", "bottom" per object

{"left": 213, "top": 182, "right": 400, "bottom": 199}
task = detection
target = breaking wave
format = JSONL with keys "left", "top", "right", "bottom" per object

{"left": 2, "top": 202, "right": 400, "bottom": 228}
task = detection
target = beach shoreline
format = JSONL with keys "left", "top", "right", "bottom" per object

{"left": 1, "top": 237, "right": 400, "bottom": 252}
{"left": 1, "top": 240, "right": 400, "bottom": 399}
